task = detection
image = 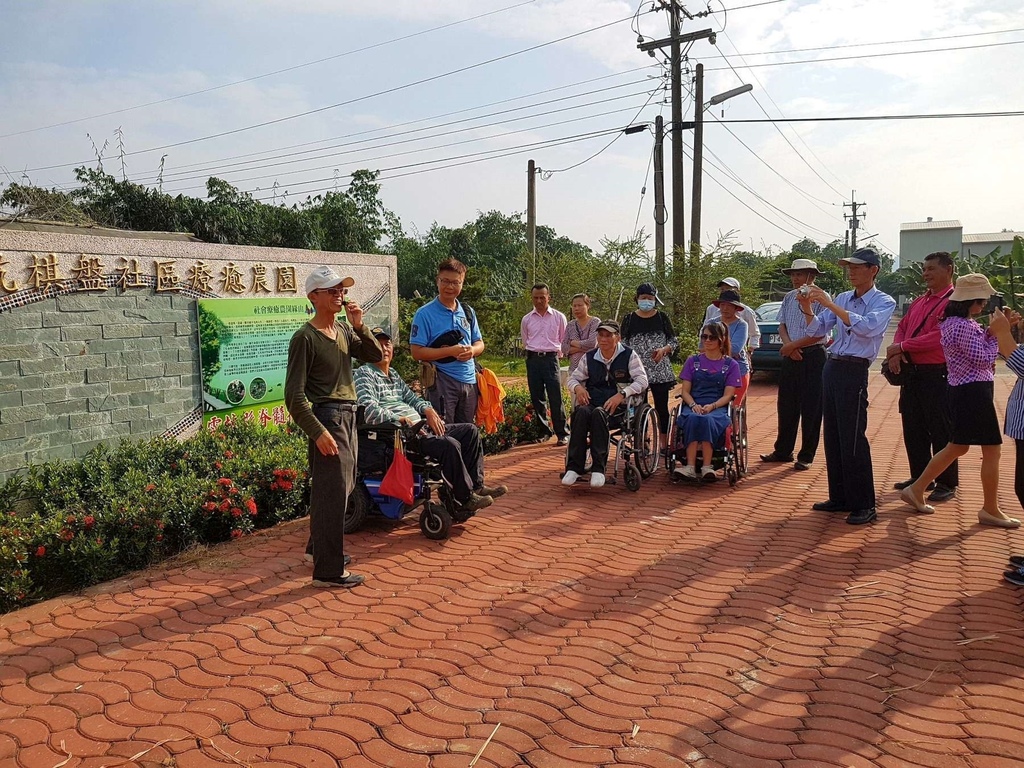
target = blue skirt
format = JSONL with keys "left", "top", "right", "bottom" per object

{"left": 677, "top": 407, "right": 730, "bottom": 446}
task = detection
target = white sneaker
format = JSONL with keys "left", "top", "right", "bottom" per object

{"left": 590, "top": 472, "right": 606, "bottom": 488}
{"left": 674, "top": 465, "right": 697, "bottom": 480}
{"left": 701, "top": 465, "right": 718, "bottom": 482}
{"left": 561, "top": 470, "right": 579, "bottom": 486}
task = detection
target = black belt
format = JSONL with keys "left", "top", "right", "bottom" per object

{"left": 829, "top": 354, "right": 870, "bottom": 365}
{"left": 908, "top": 363, "right": 947, "bottom": 373}
{"left": 526, "top": 350, "right": 558, "bottom": 357}
{"left": 314, "top": 401, "right": 357, "bottom": 412}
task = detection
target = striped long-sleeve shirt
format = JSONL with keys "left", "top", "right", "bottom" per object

{"left": 1003, "top": 347, "right": 1024, "bottom": 440}
{"left": 353, "top": 363, "right": 432, "bottom": 426}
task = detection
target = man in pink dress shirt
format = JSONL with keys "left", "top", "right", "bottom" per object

{"left": 885, "top": 251, "right": 957, "bottom": 502}
{"left": 521, "top": 283, "right": 569, "bottom": 445}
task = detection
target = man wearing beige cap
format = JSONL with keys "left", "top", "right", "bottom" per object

{"left": 285, "top": 266, "right": 382, "bottom": 588}
{"left": 761, "top": 258, "right": 830, "bottom": 470}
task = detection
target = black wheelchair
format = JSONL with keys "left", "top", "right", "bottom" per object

{"left": 665, "top": 395, "right": 748, "bottom": 486}
{"left": 345, "top": 416, "right": 467, "bottom": 540}
{"left": 561, "top": 391, "right": 660, "bottom": 492}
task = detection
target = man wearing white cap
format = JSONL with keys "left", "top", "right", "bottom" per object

{"left": 798, "top": 247, "right": 896, "bottom": 526}
{"left": 285, "top": 266, "right": 383, "bottom": 588}
{"left": 761, "top": 259, "right": 830, "bottom": 470}
{"left": 703, "top": 277, "right": 761, "bottom": 353}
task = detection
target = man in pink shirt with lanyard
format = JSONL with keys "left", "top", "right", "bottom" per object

{"left": 521, "top": 283, "right": 569, "bottom": 445}
{"left": 885, "top": 251, "right": 957, "bottom": 502}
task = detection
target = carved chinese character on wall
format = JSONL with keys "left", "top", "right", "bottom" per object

{"left": 251, "top": 263, "right": 271, "bottom": 293}
{"left": 115, "top": 257, "right": 146, "bottom": 291}
{"left": 220, "top": 262, "right": 246, "bottom": 294}
{"left": 154, "top": 260, "right": 181, "bottom": 292}
{"left": 71, "top": 255, "right": 107, "bottom": 292}
{"left": 187, "top": 261, "right": 215, "bottom": 293}
{"left": 28, "top": 253, "right": 64, "bottom": 290}
{"left": 276, "top": 266, "right": 298, "bottom": 293}
{"left": 0, "top": 256, "right": 20, "bottom": 293}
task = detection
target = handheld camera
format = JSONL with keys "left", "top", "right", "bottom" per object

{"left": 986, "top": 293, "right": 1005, "bottom": 314}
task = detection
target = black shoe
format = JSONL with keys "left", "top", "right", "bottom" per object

{"left": 312, "top": 572, "right": 364, "bottom": 588}
{"left": 760, "top": 452, "right": 794, "bottom": 463}
{"left": 1004, "top": 569, "right": 1024, "bottom": 586}
{"left": 812, "top": 500, "right": 847, "bottom": 513}
{"left": 794, "top": 461, "right": 812, "bottom": 471}
{"left": 556, "top": 436, "right": 568, "bottom": 446}
{"left": 893, "top": 478, "right": 936, "bottom": 491}
{"left": 305, "top": 553, "right": 351, "bottom": 566}
{"left": 1009, "top": 555, "right": 1024, "bottom": 567}
{"left": 927, "top": 484, "right": 956, "bottom": 503}
{"left": 846, "top": 508, "right": 877, "bottom": 525}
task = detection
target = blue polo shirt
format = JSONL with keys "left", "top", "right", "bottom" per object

{"left": 410, "top": 297, "right": 482, "bottom": 384}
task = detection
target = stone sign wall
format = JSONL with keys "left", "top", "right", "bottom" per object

{"left": 0, "top": 230, "right": 397, "bottom": 480}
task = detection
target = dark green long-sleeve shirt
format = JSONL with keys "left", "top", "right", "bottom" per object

{"left": 284, "top": 321, "right": 383, "bottom": 440}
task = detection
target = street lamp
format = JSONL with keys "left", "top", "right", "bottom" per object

{"left": 689, "top": 64, "right": 753, "bottom": 257}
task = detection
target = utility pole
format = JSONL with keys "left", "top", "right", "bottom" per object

{"left": 653, "top": 115, "right": 666, "bottom": 283}
{"left": 689, "top": 62, "right": 704, "bottom": 259}
{"left": 844, "top": 190, "right": 865, "bottom": 253}
{"left": 669, "top": 1, "right": 685, "bottom": 255}
{"left": 527, "top": 159, "right": 537, "bottom": 285}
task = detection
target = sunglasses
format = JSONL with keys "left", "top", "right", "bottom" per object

{"left": 314, "top": 287, "right": 347, "bottom": 296}
{"left": 700, "top": 334, "right": 719, "bottom": 341}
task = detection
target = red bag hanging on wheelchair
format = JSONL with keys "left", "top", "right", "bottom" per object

{"left": 379, "top": 431, "right": 415, "bottom": 505}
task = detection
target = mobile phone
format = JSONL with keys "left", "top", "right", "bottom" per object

{"left": 986, "top": 294, "right": 1005, "bottom": 313}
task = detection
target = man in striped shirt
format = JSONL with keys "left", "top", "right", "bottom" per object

{"left": 354, "top": 327, "right": 507, "bottom": 514}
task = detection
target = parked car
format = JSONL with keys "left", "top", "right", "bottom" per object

{"left": 751, "top": 301, "right": 784, "bottom": 374}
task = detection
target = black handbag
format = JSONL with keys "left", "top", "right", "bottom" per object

{"left": 880, "top": 289, "right": 950, "bottom": 386}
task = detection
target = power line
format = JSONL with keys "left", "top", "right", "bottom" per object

{"left": 19, "top": 10, "right": 652, "bottom": 174}
{"left": 0, "top": 0, "right": 541, "bottom": 139}
{"left": 709, "top": 110, "right": 1024, "bottom": 123}
{"left": 710, "top": 0, "right": 789, "bottom": 12}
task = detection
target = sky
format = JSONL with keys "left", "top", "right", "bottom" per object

{"left": 2, "top": 0, "right": 1023, "bottom": 266}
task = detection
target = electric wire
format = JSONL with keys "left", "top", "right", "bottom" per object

{"left": 732, "top": 25, "right": 1024, "bottom": 58}
{"left": 709, "top": 110, "right": 1024, "bottom": 123}
{"left": 19, "top": 10, "right": 654, "bottom": 174}
{"left": 0, "top": 0, "right": 541, "bottom": 139}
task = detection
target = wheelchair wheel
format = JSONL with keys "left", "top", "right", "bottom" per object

{"left": 726, "top": 462, "right": 739, "bottom": 487}
{"left": 345, "top": 483, "right": 372, "bottom": 534}
{"left": 665, "top": 404, "right": 682, "bottom": 473}
{"left": 633, "top": 404, "right": 660, "bottom": 479}
{"left": 733, "top": 404, "right": 748, "bottom": 476}
{"left": 420, "top": 502, "right": 452, "bottom": 540}
{"left": 624, "top": 463, "right": 641, "bottom": 492}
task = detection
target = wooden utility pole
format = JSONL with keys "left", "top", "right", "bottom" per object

{"left": 653, "top": 115, "right": 666, "bottom": 283}
{"left": 844, "top": 190, "right": 865, "bottom": 253}
{"left": 669, "top": 1, "right": 685, "bottom": 254}
{"left": 690, "top": 62, "right": 704, "bottom": 259}
{"left": 527, "top": 159, "right": 537, "bottom": 285}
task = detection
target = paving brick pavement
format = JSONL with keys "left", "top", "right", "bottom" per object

{"left": 4, "top": 377, "right": 1024, "bottom": 768}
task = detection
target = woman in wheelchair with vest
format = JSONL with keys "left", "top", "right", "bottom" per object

{"left": 673, "top": 321, "right": 743, "bottom": 482}
{"left": 562, "top": 320, "right": 649, "bottom": 488}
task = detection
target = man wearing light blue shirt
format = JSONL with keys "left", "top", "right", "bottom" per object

{"left": 798, "top": 247, "right": 896, "bottom": 525}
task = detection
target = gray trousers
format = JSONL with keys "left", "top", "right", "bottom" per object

{"left": 427, "top": 369, "right": 478, "bottom": 425}
{"left": 305, "top": 402, "right": 356, "bottom": 579}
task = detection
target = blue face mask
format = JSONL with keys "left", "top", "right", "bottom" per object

{"left": 637, "top": 299, "right": 656, "bottom": 311}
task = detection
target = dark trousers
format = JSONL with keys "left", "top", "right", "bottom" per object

{"left": 526, "top": 353, "right": 567, "bottom": 438}
{"left": 899, "top": 369, "right": 958, "bottom": 488}
{"left": 427, "top": 369, "right": 478, "bottom": 425}
{"left": 567, "top": 405, "right": 613, "bottom": 474}
{"left": 822, "top": 358, "right": 875, "bottom": 510}
{"left": 774, "top": 345, "right": 825, "bottom": 464}
{"left": 649, "top": 381, "right": 673, "bottom": 436}
{"left": 305, "top": 403, "right": 356, "bottom": 579}
{"left": 1016, "top": 440, "right": 1024, "bottom": 512}
{"left": 419, "top": 423, "right": 484, "bottom": 503}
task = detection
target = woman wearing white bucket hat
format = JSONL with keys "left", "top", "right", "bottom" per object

{"left": 901, "top": 273, "right": 1020, "bottom": 526}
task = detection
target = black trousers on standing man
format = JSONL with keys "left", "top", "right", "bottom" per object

{"left": 304, "top": 401, "right": 356, "bottom": 579}
{"left": 772, "top": 345, "right": 825, "bottom": 464}
{"left": 822, "top": 357, "right": 875, "bottom": 510}
{"left": 899, "top": 366, "right": 958, "bottom": 489}
{"left": 526, "top": 351, "right": 567, "bottom": 438}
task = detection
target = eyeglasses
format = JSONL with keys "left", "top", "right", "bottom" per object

{"left": 314, "top": 287, "right": 347, "bottom": 296}
{"left": 700, "top": 334, "right": 718, "bottom": 341}
{"left": 438, "top": 278, "right": 463, "bottom": 287}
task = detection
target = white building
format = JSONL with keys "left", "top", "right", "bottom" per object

{"left": 962, "top": 231, "right": 1024, "bottom": 258}
{"left": 898, "top": 219, "right": 962, "bottom": 268}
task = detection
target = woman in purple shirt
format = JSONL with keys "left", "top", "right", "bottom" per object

{"left": 901, "top": 274, "right": 1019, "bottom": 526}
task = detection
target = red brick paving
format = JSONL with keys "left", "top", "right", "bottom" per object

{"left": 4, "top": 377, "right": 1024, "bottom": 767}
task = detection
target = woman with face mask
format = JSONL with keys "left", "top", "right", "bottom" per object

{"left": 619, "top": 282, "right": 678, "bottom": 448}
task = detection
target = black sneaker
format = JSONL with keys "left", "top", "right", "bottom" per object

{"left": 1004, "top": 569, "right": 1024, "bottom": 586}
{"left": 812, "top": 500, "right": 846, "bottom": 513}
{"left": 927, "top": 484, "right": 956, "bottom": 503}
{"left": 312, "top": 572, "right": 364, "bottom": 588}
{"left": 846, "top": 508, "right": 877, "bottom": 525}
{"left": 1009, "top": 555, "right": 1024, "bottom": 568}
{"left": 760, "top": 452, "right": 793, "bottom": 463}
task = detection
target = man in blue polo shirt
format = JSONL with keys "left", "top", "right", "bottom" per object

{"left": 410, "top": 258, "right": 484, "bottom": 424}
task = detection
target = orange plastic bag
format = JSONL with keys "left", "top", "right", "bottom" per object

{"left": 379, "top": 431, "right": 415, "bottom": 505}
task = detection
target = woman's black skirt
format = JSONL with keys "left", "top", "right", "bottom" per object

{"left": 949, "top": 380, "right": 1002, "bottom": 445}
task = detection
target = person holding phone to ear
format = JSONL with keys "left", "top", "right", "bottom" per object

{"left": 900, "top": 274, "right": 1019, "bottom": 526}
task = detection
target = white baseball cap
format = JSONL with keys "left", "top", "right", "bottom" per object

{"left": 305, "top": 266, "right": 355, "bottom": 295}
{"left": 718, "top": 277, "right": 740, "bottom": 289}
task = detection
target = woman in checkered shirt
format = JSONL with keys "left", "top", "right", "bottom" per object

{"left": 901, "top": 274, "right": 1019, "bottom": 526}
